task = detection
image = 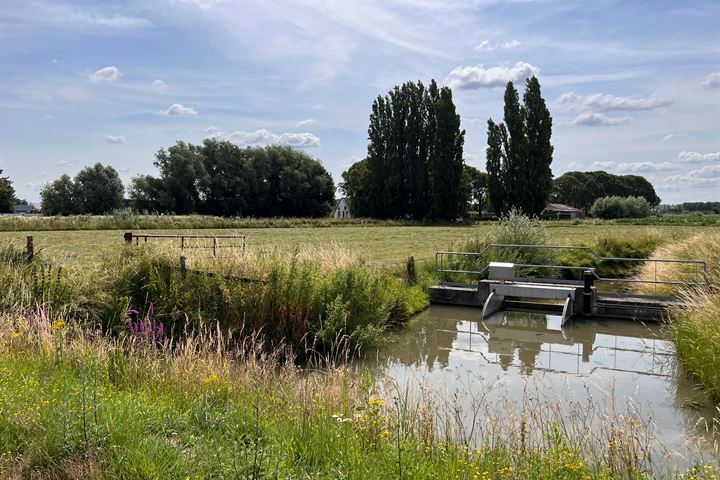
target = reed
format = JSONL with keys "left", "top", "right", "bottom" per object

{"left": 1, "top": 313, "right": 711, "bottom": 479}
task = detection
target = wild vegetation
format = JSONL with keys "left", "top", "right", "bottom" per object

{"left": 635, "top": 232, "right": 720, "bottom": 400}
{"left": 590, "top": 196, "right": 651, "bottom": 219}
{"left": 2, "top": 312, "right": 713, "bottom": 479}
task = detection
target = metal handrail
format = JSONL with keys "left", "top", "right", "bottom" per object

{"left": 435, "top": 244, "right": 709, "bottom": 287}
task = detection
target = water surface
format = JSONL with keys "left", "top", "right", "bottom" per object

{"left": 361, "top": 305, "right": 719, "bottom": 466}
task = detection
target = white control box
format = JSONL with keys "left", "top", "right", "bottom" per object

{"left": 488, "top": 262, "right": 515, "bottom": 281}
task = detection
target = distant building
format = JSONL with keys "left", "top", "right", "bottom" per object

{"left": 541, "top": 203, "right": 585, "bottom": 220}
{"left": 332, "top": 198, "right": 352, "bottom": 219}
{"left": 13, "top": 204, "right": 41, "bottom": 215}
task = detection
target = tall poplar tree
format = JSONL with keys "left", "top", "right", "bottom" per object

{"left": 486, "top": 76, "right": 554, "bottom": 216}
{"left": 523, "top": 76, "right": 554, "bottom": 215}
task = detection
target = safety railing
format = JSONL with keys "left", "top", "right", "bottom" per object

{"left": 435, "top": 244, "right": 709, "bottom": 289}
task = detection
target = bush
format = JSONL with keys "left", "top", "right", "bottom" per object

{"left": 590, "top": 196, "right": 650, "bottom": 219}
{"left": 450, "top": 210, "right": 556, "bottom": 278}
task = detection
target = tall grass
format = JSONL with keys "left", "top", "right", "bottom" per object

{"left": 634, "top": 232, "right": 720, "bottom": 400}
{"left": 1, "top": 313, "right": 710, "bottom": 479}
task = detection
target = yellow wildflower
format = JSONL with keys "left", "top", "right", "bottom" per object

{"left": 51, "top": 320, "right": 66, "bottom": 330}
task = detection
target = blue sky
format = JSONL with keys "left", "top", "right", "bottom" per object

{"left": 1, "top": 0, "right": 718, "bottom": 204}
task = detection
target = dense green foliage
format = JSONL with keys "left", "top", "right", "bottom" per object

{"left": 486, "top": 77, "right": 554, "bottom": 216}
{"left": 343, "top": 80, "right": 466, "bottom": 220}
{"left": 130, "top": 141, "right": 335, "bottom": 217}
{"left": 0, "top": 169, "right": 17, "bottom": 213}
{"left": 590, "top": 196, "right": 651, "bottom": 219}
{"left": 41, "top": 164, "right": 124, "bottom": 215}
{"left": 657, "top": 202, "right": 720, "bottom": 214}
{"left": 463, "top": 165, "right": 488, "bottom": 214}
{"left": 552, "top": 171, "right": 660, "bottom": 211}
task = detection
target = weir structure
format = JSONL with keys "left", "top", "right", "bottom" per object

{"left": 429, "top": 244, "right": 709, "bottom": 325}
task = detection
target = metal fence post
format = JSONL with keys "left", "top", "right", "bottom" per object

{"left": 26, "top": 236, "right": 33, "bottom": 263}
{"left": 583, "top": 270, "right": 594, "bottom": 315}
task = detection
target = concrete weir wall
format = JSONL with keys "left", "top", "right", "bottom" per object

{"left": 429, "top": 282, "right": 489, "bottom": 307}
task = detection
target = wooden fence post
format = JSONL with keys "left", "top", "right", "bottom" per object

{"left": 212, "top": 237, "right": 218, "bottom": 258}
{"left": 180, "top": 256, "right": 187, "bottom": 278}
{"left": 124, "top": 232, "right": 133, "bottom": 244}
{"left": 405, "top": 256, "right": 416, "bottom": 285}
{"left": 26, "top": 236, "right": 34, "bottom": 263}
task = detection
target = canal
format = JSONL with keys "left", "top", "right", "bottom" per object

{"left": 360, "top": 305, "right": 719, "bottom": 470}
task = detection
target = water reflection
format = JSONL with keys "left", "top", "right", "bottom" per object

{"left": 362, "top": 305, "right": 718, "bottom": 464}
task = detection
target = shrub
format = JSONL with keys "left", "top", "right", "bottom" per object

{"left": 590, "top": 196, "right": 650, "bottom": 219}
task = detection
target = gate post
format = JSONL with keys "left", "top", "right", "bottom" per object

{"left": 124, "top": 232, "right": 132, "bottom": 244}
{"left": 582, "top": 270, "right": 594, "bottom": 315}
{"left": 180, "top": 256, "right": 187, "bottom": 279}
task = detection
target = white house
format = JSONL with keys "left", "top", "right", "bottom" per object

{"left": 332, "top": 198, "right": 352, "bottom": 219}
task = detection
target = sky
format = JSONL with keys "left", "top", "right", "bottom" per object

{"left": 1, "top": 0, "right": 719, "bottom": 204}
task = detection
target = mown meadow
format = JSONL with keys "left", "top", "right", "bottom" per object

{"left": 0, "top": 215, "right": 718, "bottom": 478}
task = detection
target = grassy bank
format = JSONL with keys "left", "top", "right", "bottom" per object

{"left": 1, "top": 315, "right": 702, "bottom": 480}
{"left": 0, "top": 243, "right": 427, "bottom": 353}
{"left": 636, "top": 232, "right": 720, "bottom": 400}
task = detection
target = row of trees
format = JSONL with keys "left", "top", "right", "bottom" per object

{"left": 130, "top": 141, "right": 335, "bottom": 217}
{"left": 656, "top": 202, "right": 720, "bottom": 214}
{"left": 341, "top": 80, "right": 466, "bottom": 220}
{"left": 40, "top": 163, "right": 125, "bottom": 215}
{"left": 486, "top": 77, "right": 554, "bottom": 217}
{"left": 551, "top": 171, "right": 661, "bottom": 211}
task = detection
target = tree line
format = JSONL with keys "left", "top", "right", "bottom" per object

{"left": 341, "top": 80, "right": 466, "bottom": 220}
{"left": 551, "top": 171, "right": 661, "bottom": 211}
{"left": 130, "top": 141, "right": 335, "bottom": 217}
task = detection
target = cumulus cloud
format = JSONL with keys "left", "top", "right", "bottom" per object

{"left": 206, "top": 128, "right": 320, "bottom": 148}
{"left": 557, "top": 92, "right": 672, "bottom": 111}
{"left": 103, "top": 135, "right": 126, "bottom": 144}
{"left": 445, "top": 62, "right": 539, "bottom": 90}
{"left": 296, "top": 118, "right": 318, "bottom": 127}
{"left": 589, "top": 161, "right": 676, "bottom": 173}
{"left": 474, "top": 39, "right": 521, "bottom": 51}
{"left": 151, "top": 79, "right": 166, "bottom": 89}
{"left": 678, "top": 151, "right": 720, "bottom": 163}
{"left": 162, "top": 103, "right": 198, "bottom": 116}
{"left": 665, "top": 165, "right": 720, "bottom": 186}
{"left": 701, "top": 72, "right": 720, "bottom": 89}
{"left": 89, "top": 66, "right": 121, "bottom": 83}
{"left": 572, "top": 112, "right": 632, "bottom": 126}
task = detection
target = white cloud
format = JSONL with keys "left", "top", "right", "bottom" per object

{"left": 474, "top": 39, "right": 521, "bottom": 51}
{"left": 665, "top": 165, "right": 720, "bottom": 186}
{"left": 68, "top": 12, "right": 152, "bottom": 29}
{"left": 173, "top": 0, "right": 225, "bottom": 9}
{"left": 206, "top": 128, "right": 320, "bottom": 148}
{"left": 701, "top": 72, "right": 720, "bottom": 89}
{"left": 589, "top": 161, "right": 676, "bottom": 173}
{"left": 56, "top": 160, "right": 73, "bottom": 167}
{"left": 151, "top": 79, "right": 167, "bottom": 89}
{"left": 662, "top": 133, "right": 692, "bottom": 142}
{"left": 103, "top": 135, "right": 126, "bottom": 144}
{"left": 296, "top": 118, "right": 318, "bottom": 127}
{"left": 445, "top": 62, "right": 539, "bottom": 89}
{"left": 572, "top": 112, "right": 632, "bottom": 126}
{"left": 678, "top": 151, "right": 720, "bottom": 163}
{"left": 312, "top": 104, "right": 325, "bottom": 110}
{"left": 162, "top": 103, "right": 198, "bottom": 116}
{"left": 557, "top": 92, "right": 672, "bottom": 111}
{"left": 89, "top": 66, "right": 121, "bottom": 83}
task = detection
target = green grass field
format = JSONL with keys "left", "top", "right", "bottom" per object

{"left": 0, "top": 223, "right": 713, "bottom": 267}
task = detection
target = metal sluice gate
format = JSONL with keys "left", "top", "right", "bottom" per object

{"left": 429, "top": 244, "right": 709, "bottom": 324}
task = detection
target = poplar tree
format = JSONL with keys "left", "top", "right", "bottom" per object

{"left": 523, "top": 76, "right": 554, "bottom": 215}
{"left": 486, "top": 76, "right": 554, "bottom": 216}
